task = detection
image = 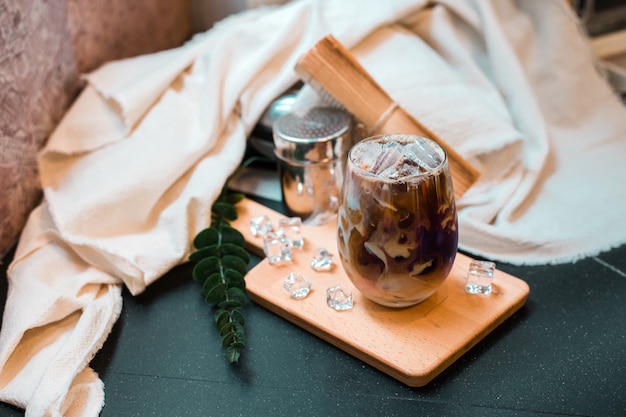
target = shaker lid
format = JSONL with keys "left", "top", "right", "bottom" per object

{"left": 273, "top": 107, "right": 352, "bottom": 163}
{"left": 273, "top": 107, "right": 350, "bottom": 142}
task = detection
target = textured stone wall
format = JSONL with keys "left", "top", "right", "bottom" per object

{"left": 0, "top": 0, "right": 192, "bottom": 256}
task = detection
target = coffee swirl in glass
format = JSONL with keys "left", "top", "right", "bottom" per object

{"left": 337, "top": 134, "right": 458, "bottom": 307}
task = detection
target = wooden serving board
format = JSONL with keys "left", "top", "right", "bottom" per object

{"left": 232, "top": 198, "right": 530, "bottom": 387}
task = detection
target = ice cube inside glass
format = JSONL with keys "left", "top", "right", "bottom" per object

{"left": 337, "top": 134, "right": 458, "bottom": 308}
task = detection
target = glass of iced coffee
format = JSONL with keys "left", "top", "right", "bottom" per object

{"left": 337, "top": 134, "right": 458, "bottom": 308}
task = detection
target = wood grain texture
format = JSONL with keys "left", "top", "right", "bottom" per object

{"left": 0, "top": 0, "right": 192, "bottom": 256}
{"left": 232, "top": 198, "right": 529, "bottom": 387}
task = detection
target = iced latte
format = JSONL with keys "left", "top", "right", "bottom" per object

{"left": 337, "top": 134, "right": 458, "bottom": 307}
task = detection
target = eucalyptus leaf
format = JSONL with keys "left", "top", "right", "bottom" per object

{"left": 191, "top": 243, "right": 250, "bottom": 265}
{"left": 224, "top": 193, "right": 245, "bottom": 205}
{"left": 188, "top": 246, "right": 214, "bottom": 263}
{"left": 230, "top": 321, "right": 244, "bottom": 335}
{"left": 193, "top": 227, "right": 219, "bottom": 249}
{"left": 226, "top": 345, "right": 241, "bottom": 363}
{"left": 218, "top": 225, "right": 245, "bottom": 246}
{"left": 219, "top": 243, "right": 251, "bottom": 264}
{"left": 192, "top": 256, "right": 221, "bottom": 283}
{"left": 222, "top": 255, "right": 248, "bottom": 275}
{"left": 202, "top": 272, "right": 226, "bottom": 296}
{"left": 218, "top": 299, "right": 244, "bottom": 309}
{"left": 214, "top": 308, "right": 230, "bottom": 328}
{"left": 205, "top": 282, "right": 228, "bottom": 304}
{"left": 218, "top": 322, "right": 233, "bottom": 337}
{"left": 221, "top": 331, "right": 236, "bottom": 347}
{"left": 212, "top": 201, "right": 238, "bottom": 221}
{"left": 223, "top": 269, "right": 245, "bottom": 288}
{"left": 235, "top": 328, "right": 246, "bottom": 345}
{"left": 227, "top": 287, "right": 246, "bottom": 305}
{"left": 221, "top": 322, "right": 245, "bottom": 345}
{"left": 229, "top": 309, "right": 245, "bottom": 326}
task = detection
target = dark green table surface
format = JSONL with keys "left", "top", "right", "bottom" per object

{"left": 1, "top": 194, "right": 625, "bottom": 417}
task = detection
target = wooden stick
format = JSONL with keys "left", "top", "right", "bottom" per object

{"left": 295, "top": 35, "right": 480, "bottom": 199}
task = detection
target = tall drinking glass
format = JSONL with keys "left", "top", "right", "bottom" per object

{"left": 337, "top": 134, "right": 458, "bottom": 308}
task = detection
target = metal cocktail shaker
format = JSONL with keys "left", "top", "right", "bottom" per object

{"left": 273, "top": 107, "right": 354, "bottom": 226}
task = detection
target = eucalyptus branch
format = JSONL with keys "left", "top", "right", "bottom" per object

{"left": 189, "top": 156, "right": 272, "bottom": 363}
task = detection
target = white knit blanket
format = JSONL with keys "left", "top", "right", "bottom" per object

{"left": 1, "top": 0, "right": 625, "bottom": 415}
